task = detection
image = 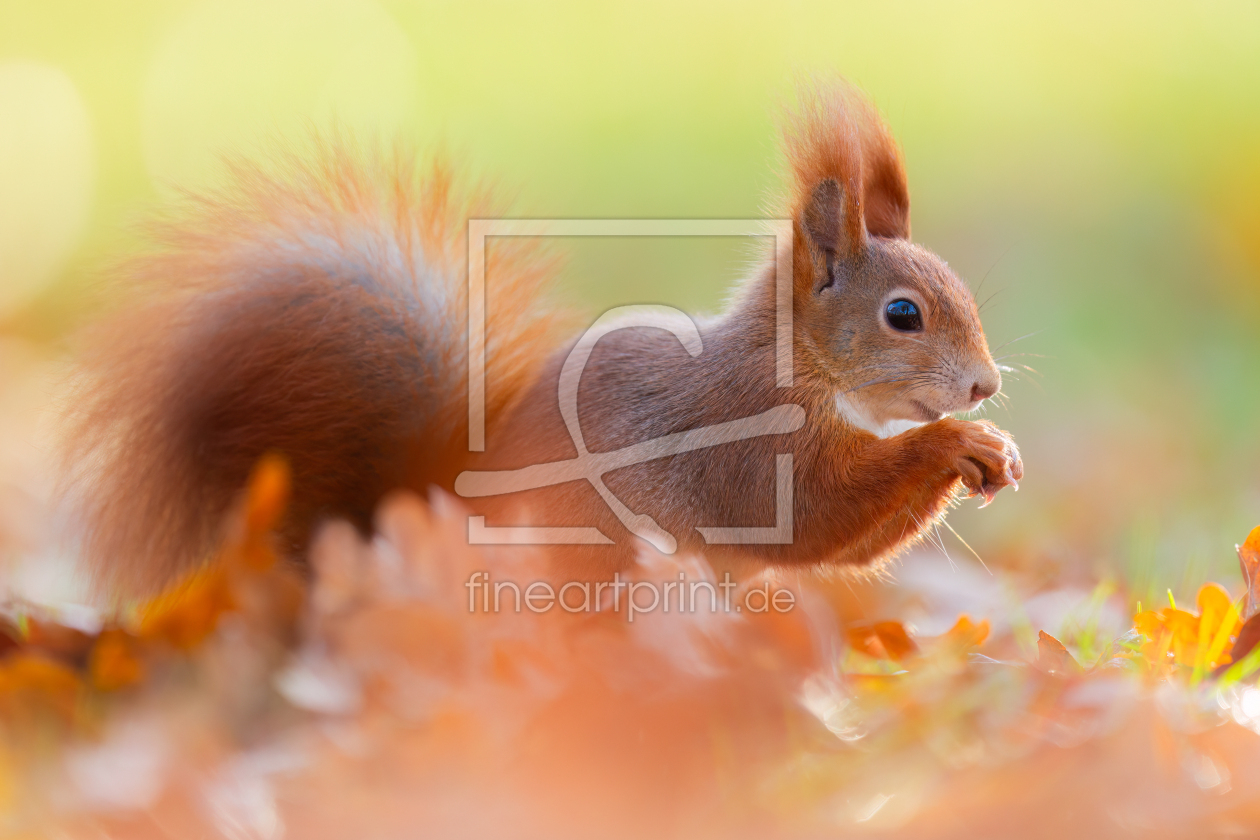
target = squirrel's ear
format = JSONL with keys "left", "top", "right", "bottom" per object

{"left": 857, "top": 116, "right": 911, "bottom": 240}
{"left": 783, "top": 78, "right": 912, "bottom": 293}
{"left": 803, "top": 178, "right": 845, "bottom": 253}
{"left": 798, "top": 177, "right": 862, "bottom": 293}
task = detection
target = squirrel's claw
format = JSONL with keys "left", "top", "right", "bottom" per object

{"left": 952, "top": 420, "right": 1022, "bottom": 509}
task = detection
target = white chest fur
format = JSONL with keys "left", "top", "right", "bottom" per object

{"left": 834, "top": 393, "right": 926, "bottom": 439}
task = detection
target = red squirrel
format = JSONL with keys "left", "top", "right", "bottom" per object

{"left": 61, "top": 79, "right": 1022, "bottom": 596}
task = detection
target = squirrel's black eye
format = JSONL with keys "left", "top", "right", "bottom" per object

{"left": 885, "top": 299, "right": 923, "bottom": 332}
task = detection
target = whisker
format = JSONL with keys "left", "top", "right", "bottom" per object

{"left": 996, "top": 365, "right": 1042, "bottom": 382}
{"left": 972, "top": 245, "right": 1012, "bottom": 299}
{"left": 976, "top": 288, "right": 1004, "bottom": 314}
{"left": 999, "top": 362, "right": 1044, "bottom": 381}
{"left": 843, "top": 367, "right": 948, "bottom": 393}
{"left": 931, "top": 523, "right": 957, "bottom": 571}
{"left": 941, "top": 518, "right": 991, "bottom": 576}
{"left": 909, "top": 510, "right": 955, "bottom": 571}
{"left": 844, "top": 375, "right": 920, "bottom": 393}
{"left": 990, "top": 329, "right": 1044, "bottom": 353}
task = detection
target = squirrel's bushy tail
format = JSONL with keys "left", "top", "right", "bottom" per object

{"left": 61, "top": 138, "right": 559, "bottom": 596}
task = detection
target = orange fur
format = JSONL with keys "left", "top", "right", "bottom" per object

{"left": 478, "top": 78, "right": 1019, "bottom": 575}
{"left": 61, "top": 136, "right": 563, "bottom": 596}
{"left": 62, "top": 79, "right": 1021, "bottom": 598}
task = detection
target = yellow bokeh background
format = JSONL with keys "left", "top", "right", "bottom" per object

{"left": 1, "top": 0, "right": 1258, "bottom": 596}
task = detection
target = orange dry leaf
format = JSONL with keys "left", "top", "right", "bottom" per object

{"left": 1239, "top": 525, "right": 1260, "bottom": 619}
{"left": 1036, "top": 630, "right": 1081, "bottom": 676}
{"left": 1134, "top": 607, "right": 1197, "bottom": 646}
{"left": 235, "top": 452, "right": 290, "bottom": 572}
{"left": 243, "top": 453, "right": 290, "bottom": 535}
{"left": 0, "top": 620, "right": 17, "bottom": 660}
{"left": 0, "top": 653, "right": 82, "bottom": 722}
{"left": 754, "top": 606, "right": 818, "bottom": 671}
{"left": 937, "top": 615, "right": 990, "bottom": 651}
{"left": 137, "top": 566, "right": 234, "bottom": 651}
{"left": 846, "top": 620, "right": 918, "bottom": 661}
{"left": 23, "top": 618, "right": 94, "bottom": 661}
{"left": 1132, "top": 583, "right": 1242, "bottom": 680}
{"left": 136, "top": 454, "right": 294, "bottom": 651}
{"left": 1196, "top": 583, "right": 1240, "bottom": 675}
{"left": 88, "top": 629, "right": 145, "bottom": 691}
{"left": 1229, "top": 615, "right": 1260, "bottom": 665}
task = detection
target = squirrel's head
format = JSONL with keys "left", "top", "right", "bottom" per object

{"left": 783, "top": 80, "right": 1000, "bottom": 435}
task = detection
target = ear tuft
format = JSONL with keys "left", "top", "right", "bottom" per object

{"left": 781, "top": 78, "right": 911, "bottom": 252}
{"left": 856, "top": 108, "right": 911, "bottom": 239}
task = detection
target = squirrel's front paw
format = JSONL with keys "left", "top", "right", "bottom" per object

{"left": 952, "top": 420, "right": 1023, "bottom": 507}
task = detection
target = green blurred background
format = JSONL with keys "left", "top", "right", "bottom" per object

{"left": 1, "top": 0, "right": 1257, "bottom": 601}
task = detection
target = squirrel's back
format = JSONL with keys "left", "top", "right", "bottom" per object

{"left": 60, "top": 137, "right": 560, "bottom": 595}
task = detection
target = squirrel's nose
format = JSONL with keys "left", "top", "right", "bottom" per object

{"left": 970, "top": 379, "right": 998, "bottom": 403}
